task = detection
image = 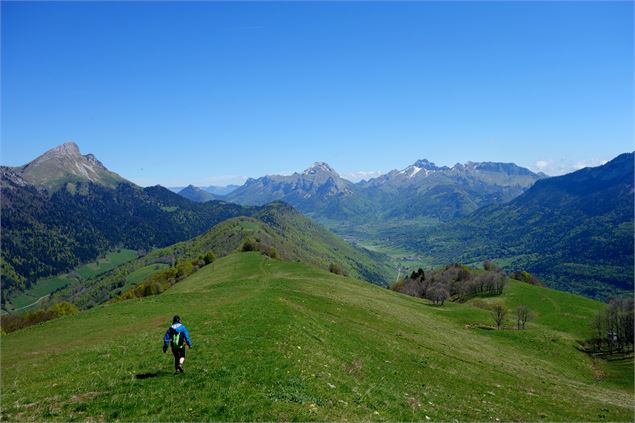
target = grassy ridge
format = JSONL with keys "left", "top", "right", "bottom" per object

{"left": 50, "top": 204, "right": 394, "bottom": 309}
{"left": 1, "top": 253, "right": 632, "bottom": 421}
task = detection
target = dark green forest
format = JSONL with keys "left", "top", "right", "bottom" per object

{"left": 0, "top": 178, "right": 252, "bottom": 303}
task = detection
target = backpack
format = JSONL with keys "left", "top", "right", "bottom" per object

{"left": 170, "top": 327, "right": 185, "bottom": 349}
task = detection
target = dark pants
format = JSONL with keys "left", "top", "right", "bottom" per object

{"left": 172, "top": 347, "right": 185, "bottom": 370}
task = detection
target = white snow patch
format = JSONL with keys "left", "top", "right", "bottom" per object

{"left": 409, "top": 166, "right": 422, "bottom": 177}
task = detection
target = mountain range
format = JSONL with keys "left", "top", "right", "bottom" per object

{"left": 222, "top": 159, "right": 545, "bottom": 221}
{"left": 401, "top": 152, "right": 635, "bottom": 300}
{"left": 226, "top": 162, "right": 370, "bottom": 220}
{"left": 2, "top": 141, "right": 632, "bottom": 303}
{"left": 0, "top": 143, "right": 392, "bottom": 307}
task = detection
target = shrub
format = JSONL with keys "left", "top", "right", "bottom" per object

{"left": 328, "top": 263, "right": 348, "bottom": 276}
{"left": 260, "top": 245, "right": 279, "bottom": 259}
{"left": 483, "top": 260, "right": 499, "bottom": 271}
{"left": 511, "top": 271, "right": 544, "bottom": 287}
{"left": 47, "top": 301, "right": 78, "bottom": 317}
{"left": 203, "top": 252, "right": 216, "bottom": 264}
{"left": 241, "top": 238, "right": 258, "bottom": 252}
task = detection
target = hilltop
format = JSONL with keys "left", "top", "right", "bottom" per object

{"left": 1, "top": 253, "right": 632, "bottom": 421}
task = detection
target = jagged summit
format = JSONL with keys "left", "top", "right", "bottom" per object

{"left": 412, "top": 159, "right": 442, "bottom": 170}
{"left": 13, "top": 141, "right": 128, "bottom": 191}
{"left": 397, "top": 159, "right": 446, "bottom": 178}
{"left": 303, "top": 162, "right": 338, "bottom": 176}
{"left": 25, "top": 141, "right": 81, "bottom": 168}
{"left": 48, "top": 141, "right": 81, "bottom": 155}
{"left": 225, "top": 161, "right": 361, "bottom": 217}
{"left": 390, "top": 158, "right": 543, "bottom": 181}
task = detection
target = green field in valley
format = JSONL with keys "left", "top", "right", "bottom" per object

{"left": 74, "top": 249, "right": 139, "bottom": 279}
{"left": 7, "top": 249, "right": 138, "bottom": 312}
{"left": 1, "top": 252, "right": 632, "bottom": 421}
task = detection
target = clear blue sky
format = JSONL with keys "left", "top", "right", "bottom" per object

{"left": 2, "top": 1, "right": 633, "bottom": 186}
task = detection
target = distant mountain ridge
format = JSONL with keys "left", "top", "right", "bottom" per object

{"left": 226, "top": 162, "right": 372, "bottom": 219}
{"left": 357, "top": 158, "right": 545, "bottom": 219}
{"left": 178, "top": 185, "right": 217, "bottom": 202}
{"left": 170, "top": 184, "right": 240, "bottom": 196}
{"left": 408, "top": 152, "right": 634, "bottom": 299}
{"left": 226, "top": 159, "right": 544, "bottom": 221}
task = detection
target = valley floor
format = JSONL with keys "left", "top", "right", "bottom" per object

{"left": 1, "top": 253, "right": 632, "bottom": 421}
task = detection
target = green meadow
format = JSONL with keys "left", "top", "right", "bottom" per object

{"left": 1, "top": 252, "right": 632, "bottom": 421}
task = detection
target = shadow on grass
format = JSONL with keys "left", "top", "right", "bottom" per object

{"left": 135, "top": 371, "right": 165, "bottom": 379}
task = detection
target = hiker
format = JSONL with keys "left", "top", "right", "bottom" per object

{"left": 163, "top": 315, "right": 192, "bottom": 374}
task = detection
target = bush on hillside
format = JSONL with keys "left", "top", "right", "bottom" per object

{"left": 329, "top": 262, "right": 348, "bottom": 276}
{"left": 47, "top": 301, "right": 79, "bottom": 316}
{"left": 203, "top": 252, "right": 216, "bottom": 264}
{"left": 240, "top": 238, "right": 280, "bottom": 260}
{"left": 241, "top": 238, "right": 258, "bottom": 252}
{"left": 511, "top": 271, "right": 545, "bottom": 287}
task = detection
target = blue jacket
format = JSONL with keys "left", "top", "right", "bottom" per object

{"left": 163, "top": 322, "right": 192, "bottom": 349}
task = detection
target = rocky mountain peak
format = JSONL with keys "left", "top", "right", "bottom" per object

{"left": 16, "top": 141, "right": 126, "bottom": 191}
{"left": 28, "top": 141, "right": 81, "bottom": 167}
{"left": 412, "top": 159, "right": 440, "bottom": 170}
{"left": 304, "top": 162, "right": 338, "bottom": 177}
{"left": 53, "top": 141, "right": 81, "bottom": 155}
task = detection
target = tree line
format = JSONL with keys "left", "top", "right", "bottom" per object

{"left": 590, "top": 298, "right": 634, "bottom": 354}
{"left": 392, "top": 261, "right": 507, "bottom": 305}
{"left": 0, "top": 301, "right": 78, "bottom": 334}
{"left": 115, "top": 252, "right": 216, "bottom": 301}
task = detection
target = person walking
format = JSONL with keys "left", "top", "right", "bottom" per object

{"left": 163, "top": 315, "right": 192, "bottom": 374}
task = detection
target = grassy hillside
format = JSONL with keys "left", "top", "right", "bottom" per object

{"left": 2, "top": 253, "right": 632, "bottom": 421}
{"left": 6, "top": 249, "right": 138, "bottom": 312}
{"left": 48, "top": 202, "right": 394, "bottom": 309}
